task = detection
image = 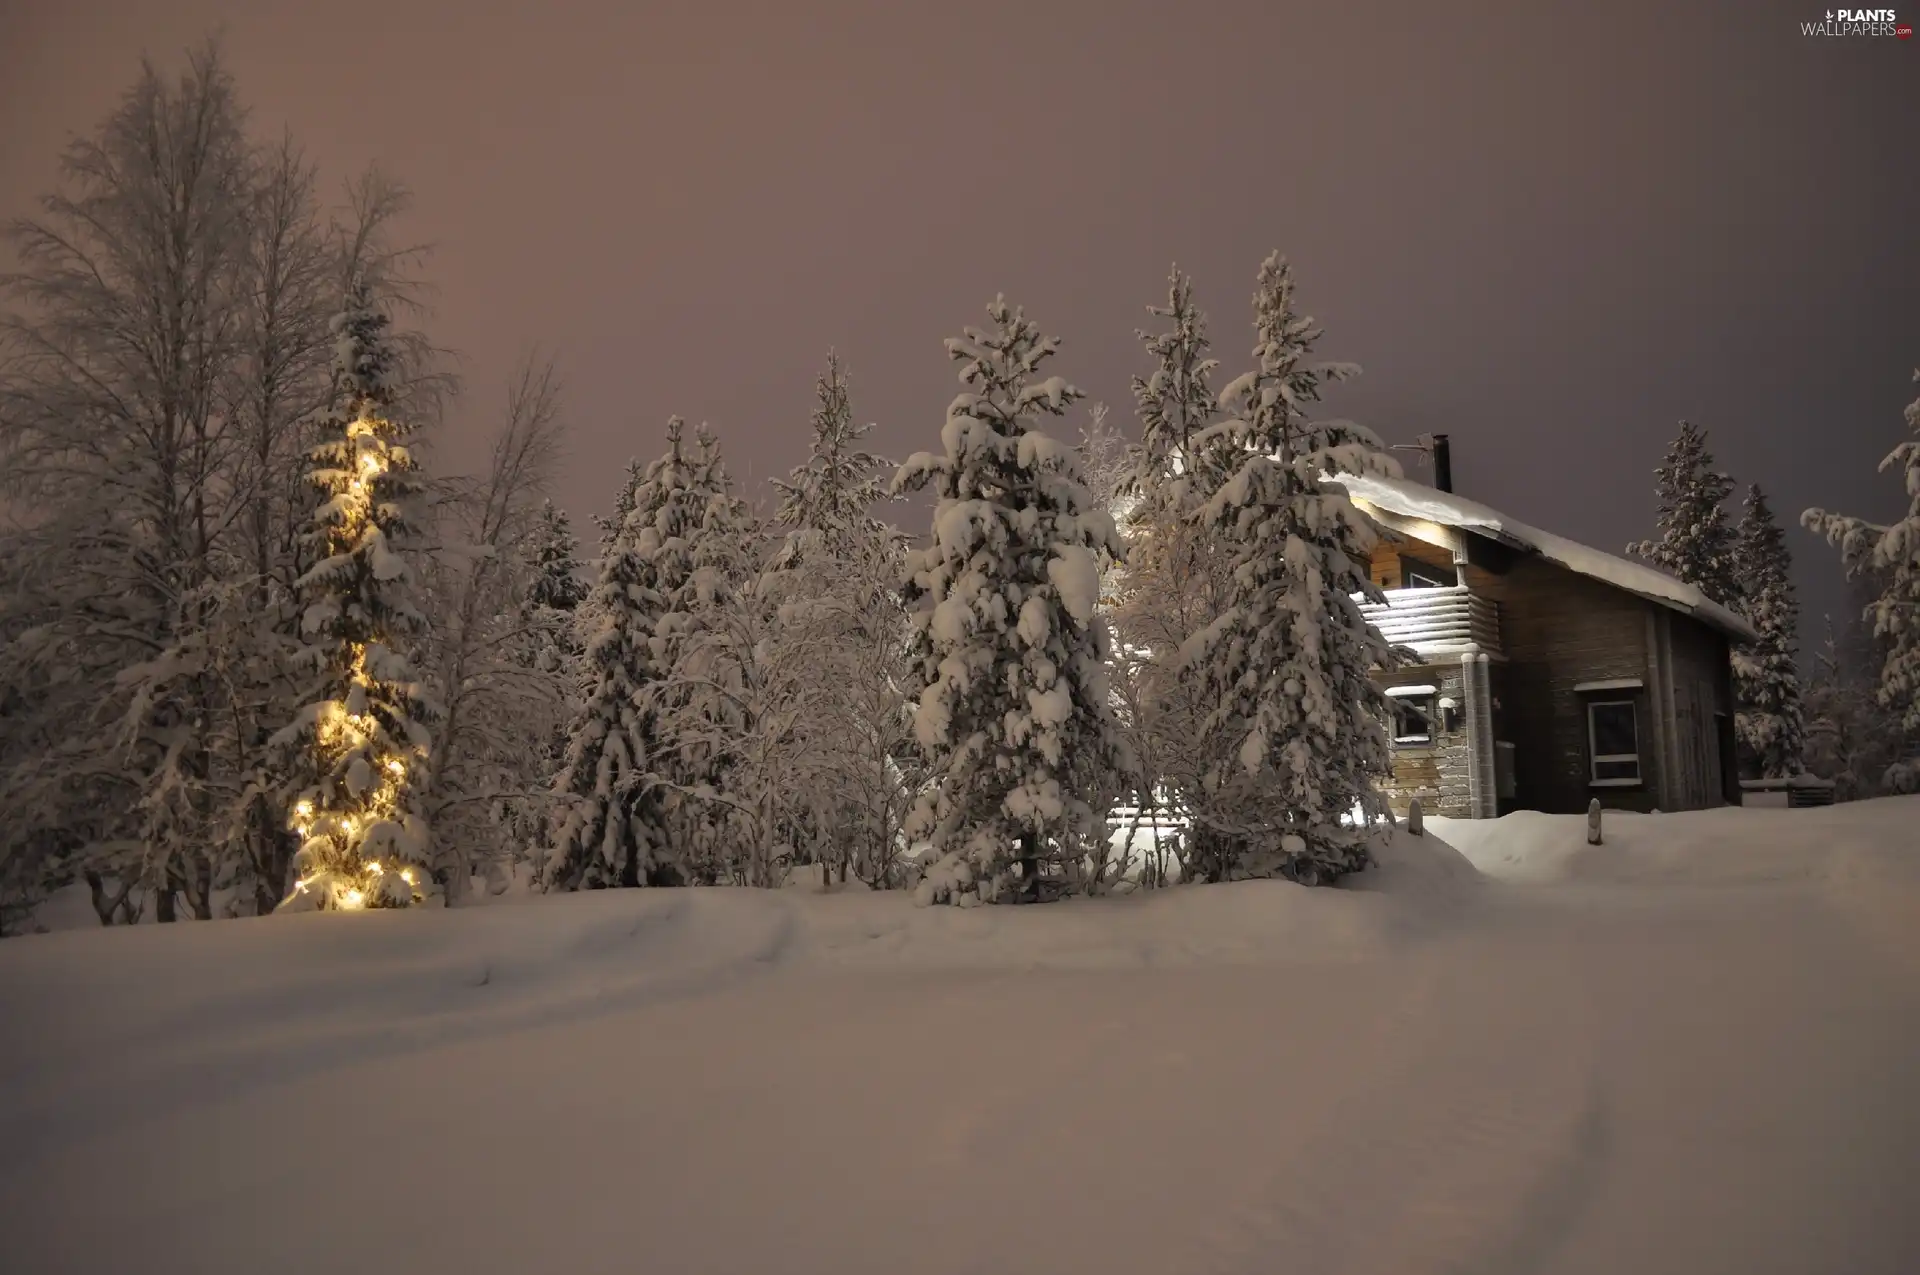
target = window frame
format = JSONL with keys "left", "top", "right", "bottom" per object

{"left": 1398, "top": 556, "right": 1454, "bottom": 590}
{"left": 1385, "top": 685, "right": 1438, "bottom": 748}
{"left": 1585, "top": 697, "right": 1643, "bottom": 788}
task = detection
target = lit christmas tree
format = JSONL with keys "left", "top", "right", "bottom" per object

{"left": 273, "top": 283, "right": 437, "bottom": 911}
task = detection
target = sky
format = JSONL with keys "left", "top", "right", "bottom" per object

{"left": 2, "top": 0, "right": 1916, "bottom": 645}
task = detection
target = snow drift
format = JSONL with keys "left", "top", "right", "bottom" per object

{"left": 2, "top": 802, "right": 1917, "bottom": 1274}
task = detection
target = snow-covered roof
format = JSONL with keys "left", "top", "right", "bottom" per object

{"left": 1333, "top": 474, "right": 1761, "bottom": 644}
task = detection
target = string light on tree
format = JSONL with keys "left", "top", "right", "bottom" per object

{"left": 272, "top": 282, "right": 438, "bottom": 912}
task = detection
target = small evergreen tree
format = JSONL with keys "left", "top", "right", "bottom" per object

{"left": 894, "top": 297, "right": 1131, "bottom": 905}
{"left": 543, "top": 420, "right": 702, "bottom": 889}
{"left": 647, "top": 422, "right": 765, "bottom": 885}
{"left": 1627, "top": 420, "right": 1740, "bottom": 606}
{"left": 1731, "top": 485, "right": 1806, "bottom": 777}
{"left": 271, "top": 283, "right": 437, "bottom": 911}
{"left": 770, "top": 352, "right": 891, "bottom": 568}
{"left": 594, "top": 459, "right": 647, "bottom": 552}
{"left": 762, "top": 354, "right": 905, "bottom": 883}
{"left": 1804, "top": 370, "right": 1920, "bottom": 792}
{"left": 527, "top": 501, "right": 589, "bottom": 615}
{"left": 524, "top": 499, "right": 589, "bottom": 675}
{"left": 1123, "top": 266, "right": 1221, "bottom": 520}
{"left": 1102, "top": 270, "right": 1232, "bottom": 883}
{"left": 496, "top": 499, "right": 588, "bottom": 864}
{"left": 1181, "top": 253, "right": 1399, "bottom": 884}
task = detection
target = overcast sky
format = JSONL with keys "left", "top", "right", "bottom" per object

{"left": 4, "top": 0, "right": 1915, "bottom": 642}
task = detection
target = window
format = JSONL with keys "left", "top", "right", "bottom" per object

{"left": 1400, "top": 557, "right": 1453, "bottom": 589}
{"left": 1386, "top": 685, "right": 1437, "bottom": 746}
{"left": 1586, "top": 699, "right": 1641, "bottom": 786}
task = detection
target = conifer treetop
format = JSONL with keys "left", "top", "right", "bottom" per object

{"left": 1627, "top": 419, "right": 1739, "bottom": 606}
{"left": 1126, "top": 266, "right": 1219, "bottom": 511}
{"left": 772, "top": 352, "right": 892, "bottom": 565}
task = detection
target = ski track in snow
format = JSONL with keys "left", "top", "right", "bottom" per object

{"left": 1, "top": 802, "right": 1919, "bottom": 1274}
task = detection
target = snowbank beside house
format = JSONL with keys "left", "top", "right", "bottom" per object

{"left": 1430, "top": 796, "right": 1916, "bottom": 887}
{"left": 2, "top": 802, "right": 1917, "bottom": 1275}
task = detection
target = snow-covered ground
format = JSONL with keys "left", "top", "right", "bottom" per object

{"left": 3, "top": 800, "right": 1918, "bottom": 1274}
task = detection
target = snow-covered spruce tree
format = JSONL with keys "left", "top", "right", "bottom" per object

{"left": 1731, "top": 484, "right": 1806, "bottom": 777}
{"left": 543, "top": 419, "right": 704, "bottom": 889}
{"left": 645, "top": 422, "right": 769, "bottom": 885}
{"left": 1804, "top": 370, "right": 1920, "bottom": 792}
{"left": 646, "top": 425, "right": 855, "bottom": 888}
{"left": 1181, "top": 253, "right": 1400, "bottom": 885}
{"left": 762, "top": 353, "right": 914, "bottom": 885}
{"left": 1104, "top": 268, "right": 1229, "bottom": 886}
{"left": 528, "top": 501, "right": 590, "bottom": 624}
{"left": 893, "top": 297, "right": 1131, "bottom": 906}
{"left": 564, "top": 456, "right": 644, "bottom": 700}
{"left": 482, "top": 498, "right": 586, "bottom": 874}
{"left": 1627, "top": 420, "right": 1740, "bottom": 606}
{"left": 271, "top": 283, "right": 437, "bottom": 911}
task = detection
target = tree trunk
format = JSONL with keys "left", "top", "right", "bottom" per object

{"left": 188, "top": 853, "right": 214, "bottom": 920}
{"left": 444, "top": 855, "right": 471, "bottom": 907}
{"left": 85, "top": 871, "right": 131, "bottom": 926}
{"left": 254, "top": 827, "right": 289, "bottom": 916}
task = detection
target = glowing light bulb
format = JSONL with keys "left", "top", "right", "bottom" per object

{"left": 386, "top": 759, "right": 406, "bottom": 777}
{"left": 339, "top": 816, "right": 354, "bottom": 833}
{"left": 400, "top": 868, "right": 417, "bottom": 886}
{"left": 350, "top": 478, "right": 365, "bottom": 493}
{"left": 367, "top": 860, "right": 383, "bottom": 875}
{"left": 342, "top": 889, "right": 365, "bottom": 909}
{"left": 359, "top": 453, "right": 381, "bottom": 475}
{"left": 296, "top": 800, "right": 313, "bottom": 818}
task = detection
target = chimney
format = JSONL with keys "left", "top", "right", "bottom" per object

{"left": 1431, "top": 433, "right": 1453, "bottom": 493}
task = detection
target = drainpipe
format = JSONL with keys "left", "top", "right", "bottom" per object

{"left": 1476, "top": 654, "right": 1498, "bottom": 817}
{"left": 1461, "top": 651, "right": 1482, "bottom": 818}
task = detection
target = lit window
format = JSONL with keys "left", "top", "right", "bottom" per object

{"left": 1587, "top": 700, "right": 1641, "bottom": 785}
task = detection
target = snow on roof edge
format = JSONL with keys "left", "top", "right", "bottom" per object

{"left": 1330, "top": 473, "right": 1761, "bottom": 644}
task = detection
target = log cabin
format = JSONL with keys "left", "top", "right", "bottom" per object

{"left": 1332, "top": 441, "right": 1759, "bottom": 818}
